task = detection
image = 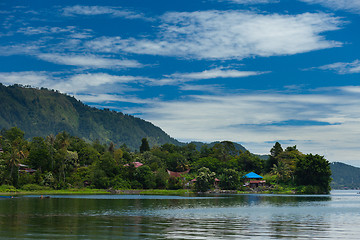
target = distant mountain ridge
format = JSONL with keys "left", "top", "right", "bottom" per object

{"left": 331, "top": 162, "right": 360, "bottom": 189}
{"left": 0, "top": 84, "right": 180, "bottom": 150}
{"left": 190, "top": 141, "right": 269, "bottom": 160}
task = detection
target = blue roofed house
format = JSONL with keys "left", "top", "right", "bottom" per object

{"left": 244, "top": 172, "right": 266, "bottom": 188}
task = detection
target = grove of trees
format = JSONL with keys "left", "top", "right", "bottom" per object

{"left": 0, "top": 127, "right": 331, "bottom": 193}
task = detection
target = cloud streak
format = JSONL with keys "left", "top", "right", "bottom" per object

{"left": 62, "top": 5, "right": 148, "bottom": 20}
{"left": 315, "top": 59, "right": 360, "bottom": 74}
{"left": 220, "top": 0, "right": 279, "bottom": 4}
{"left": 36, "top": 53, "right": 143, "bottom": 69}
{"left": 300, "top": 0, "right": 360, "bottom": 14}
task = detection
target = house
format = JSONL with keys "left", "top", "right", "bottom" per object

{"left": 244, "top": 172, "right": 266, "bottom": 188}
{"left": 167, "top": 169, "right": 190, "bottom": 178}
{"left": 18, "top": 164, "right": 37, "bottom": 174}
{"left": 124, "top": 162, "right": 144, "bottom": 168}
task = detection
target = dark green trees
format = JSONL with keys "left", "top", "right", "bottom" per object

{"left": 140, "top": 138, "right": 150, "bottom": 153}
{"left": 28, "top": 137, "right": 51, "bottom": 172}
{"left": 294, "top": 154, "right": 331, "bottom": 194}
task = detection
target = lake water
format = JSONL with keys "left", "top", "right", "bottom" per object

{"left": 0, "top": 190, "right": 359, "bottom": 239}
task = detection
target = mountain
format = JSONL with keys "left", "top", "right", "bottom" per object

{"left": 190, "top": 141, "right": 269, "bottom": 160}
{"left": 331, "top": 162, "right": 360, "bottom": 189}
{"left": 190, "top": 141, "right": 247, "bottom": 152}
{"left": 0, "top": 84, "right": 181, "bottom": 150}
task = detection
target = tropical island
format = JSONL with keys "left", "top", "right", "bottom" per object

{"left": 0, "top": 85, "right": 332, "bottom": 195}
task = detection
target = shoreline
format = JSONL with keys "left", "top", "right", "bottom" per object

{"left": 0, "top": 188, "right": 303, "bottom": 196}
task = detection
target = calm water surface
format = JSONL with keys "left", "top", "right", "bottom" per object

{"left": 0, "top": 190, "right": 359, "bottom": 239}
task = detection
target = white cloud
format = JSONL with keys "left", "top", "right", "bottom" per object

{"left": 36, "top": 53, "right": 143, "bottom": 69}
{"left": 339, "top": 86, "right": 360, "bottom": 93}
{"left": 0, "top": 71, "right": 51, "bottom": 86}
{"left": 300, "top": 0, "right": 360, "bottom": 14}
{"left": 52, "top": 73, "right": 147, "bottom": 93}
{"left": 149, "top": 68, "right": 268, "bottom": 86}
{"left": 179, "top": 84, "right": 224, "bottom": 93}
{"left": 86, "top": 11, "right": 343, "bottom": 60}
{"left": 17, "top": 26, "right": 76, "bottom": 35}
{"left": 16, "top": 26, "right": 93, "bottom": 39}
{"left": 316, "top": 60, "right": 360, "bottom": 74}
{"left": 0, "top": 72, "right": 145, "bottom": 94}
{"left": 62, "top": 5, "right": 147, "bottom": 20}
{"left": 75, "top": 93, "right": 154, "bottom": 105}
{"left": 167, "top": 68, "right": 268, "bottom": 80}
{"left": 221, "top": 0, "right": 279, "bottom": 4}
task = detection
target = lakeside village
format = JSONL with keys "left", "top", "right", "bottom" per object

{"left": 0, "top": 127, "right": 331, "bottom": 194}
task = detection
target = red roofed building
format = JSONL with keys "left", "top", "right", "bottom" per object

{"left": 124, "top": 162, "right": 144, "bottom": 168}
{"left": 167, "top": 169, "right": 190, "bottom": 178}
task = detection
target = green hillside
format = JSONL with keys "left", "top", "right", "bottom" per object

{"left": 0, "top": 84, "right": 180, "bottom": 150}
{"left": 331, "top": 162, "right": 360, "bottom": 189}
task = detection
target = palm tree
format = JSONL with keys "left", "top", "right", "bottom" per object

{"left": 271, "top": 161, "right": 291, "bottom": 183}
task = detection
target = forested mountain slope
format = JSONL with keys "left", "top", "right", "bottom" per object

{"left": 331, "top": 162, "right": 360, "bottom": 189}
{"left": 0, "top": 84, "right": 180, "bottom": 150}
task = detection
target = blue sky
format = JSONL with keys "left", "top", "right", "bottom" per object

{"left": 1, "top": 0, "right": 360, "bottom": 166}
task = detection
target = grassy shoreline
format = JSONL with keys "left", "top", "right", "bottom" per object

{"left": 0, "top": 188, "right": 300, "bottom": 196}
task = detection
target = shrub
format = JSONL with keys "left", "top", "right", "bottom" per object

{"left": 21, "top": 184, "right": 51, "bottom": 191}
{"left": 0, "top": 185, "right": 17, "bottom": 192}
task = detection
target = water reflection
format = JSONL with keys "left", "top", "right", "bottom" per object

{"left": 0, "top": 192, "right": 358, "bottom": 239}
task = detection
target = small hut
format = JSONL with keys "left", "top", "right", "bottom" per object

{"left": 244, "top": 172, "right": 266, "bottom": 188}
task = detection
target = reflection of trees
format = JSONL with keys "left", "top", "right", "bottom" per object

{"left": 0, "top": 195, "right": 333, "bottom": 239}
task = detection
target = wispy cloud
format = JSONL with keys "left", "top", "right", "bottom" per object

{"left": 300, "top": 0, "right": 360, "bottom": 14}
{"left": 62, "top": 5, "right": 148, "bottom": 20}
{"left": 219, "top": 0, "right": 279, "bottom": 4}
{"left": 339, "top": 86, "right": 360, "bottom": 93}
{"left": 86, "top": 11, "right": 343, "bottom": 60}
{"left": 148, "top": 68, "right": 268, "bottom": 86}
{"left": 17, "top": 26, "right": 76, "bottom": 35}
{"left": 36, "top": 53, "right": 143, "bottom": 69}
{"left": 167, "top": 68, "right": 268, "bottom": 80}
{"left": 0, "top": 72, "right": 145, "bottom": 94}
{"left": 75, "top": 93, "right": 155, "bottom": 105}
{"left": 315, "top": 59, "right": 360, "bottom": 74}
{"left": 0, "top": 71, "right": 52, "bottom": 86}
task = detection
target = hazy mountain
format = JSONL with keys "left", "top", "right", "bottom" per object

{"left": 0, "top": 84, "right": 181, "bottom": 150}
{"left": 331, "top": 162, "right": 360, "bottom": 189}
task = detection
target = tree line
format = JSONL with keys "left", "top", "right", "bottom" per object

{"left": 0, "top": 127, "right": 331, "bottom": 193}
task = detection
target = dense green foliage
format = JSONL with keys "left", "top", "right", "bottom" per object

{"left": 331, "top": 162, "right": 360, "bottom": 189}
{"left": 0, "top": 84, "right": 180, "bottom": 150}
{"left": 0, "top": 127, "right": 331, "bottom": 193}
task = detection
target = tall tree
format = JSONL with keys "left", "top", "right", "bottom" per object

{"left": 266, "top": 142, "right": 283, "bottom": 172}
{"left": 140, "top": 138, "right": 150, "bottom": 153}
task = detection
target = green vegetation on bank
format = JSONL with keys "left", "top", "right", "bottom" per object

{"left": 0, "top": 127, "right": 332, "bottom": 194}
